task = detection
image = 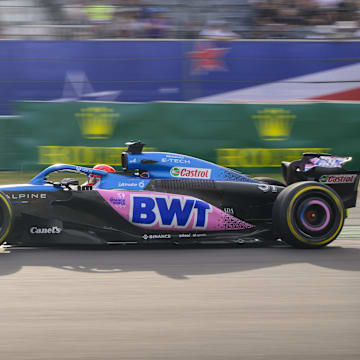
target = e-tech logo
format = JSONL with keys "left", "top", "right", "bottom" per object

{"left": 130, "top": 195, "right": 212, "bottom": 229}
{"left": 319, "top": 174, "right": 356, "bottom": 184}
{"left": 170, "top": 167, "right": 212, "bottom": 179}
{"left": 161, "top": 157, "right": 191, "bottom": 164}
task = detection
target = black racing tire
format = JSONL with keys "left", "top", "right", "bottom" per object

{"left": 0, "top": 192, "right": 13, "bottom": 245}
{"left": 254, "top": 177, "right": 285, "bottom": 187}
{"left": 272, "top": 181, "right": 344, "bottom": 248}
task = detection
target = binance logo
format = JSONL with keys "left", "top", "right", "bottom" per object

{"left": 76, "top": 106, "right": 119, "bottom": 139}
{"left": 252, "top": 108, "right": 295, "bottom": 141}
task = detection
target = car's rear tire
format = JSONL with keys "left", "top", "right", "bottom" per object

{"left": 272, "top": 182, "right": 344, "bottom": 248}
{"left": 0, "top": 192, "right": 13, "bottom": 245}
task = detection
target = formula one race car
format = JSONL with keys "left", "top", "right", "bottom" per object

{"left": 0, "top": 141, "right": 358, "bottom": 249}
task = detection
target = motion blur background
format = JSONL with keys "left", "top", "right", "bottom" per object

{"left": 1, "top": 0, "right": 360, "bottom": 176}
{"left": 1, "top": 0, "right": 359, "bottom": 40}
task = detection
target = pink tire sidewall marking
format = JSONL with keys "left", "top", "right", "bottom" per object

{"left": 300, "top": 199, "right": 331, "bottom": 232}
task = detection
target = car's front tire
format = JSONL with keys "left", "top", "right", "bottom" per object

{"left": 272, "top": 182, "right": 344, "bottom": 248}
{"left": 0, "top": 192, "right": 13, "bottom": 245}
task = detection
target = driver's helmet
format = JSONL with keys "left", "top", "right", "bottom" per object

{"left": 88, "top": 164, "right": 116, "bottom": 186}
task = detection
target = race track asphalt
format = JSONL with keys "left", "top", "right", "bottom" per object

{"left": 1, "top": 211, "right": 360, "bottom": 359}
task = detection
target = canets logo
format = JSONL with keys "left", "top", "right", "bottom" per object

{"left": 170, "top": 167, "right": 211, "bottom": 179}
{"left": 252, "top": 108, "right": 295, "bottom": 141}
{"left": 319, "top": 174, "right": 356, "bottom": 184}
{"left": 75, "top": 106, "right": 119, "bottom": 139}
{"left": 30, "top": 226, "right": 62, "bottom": 234}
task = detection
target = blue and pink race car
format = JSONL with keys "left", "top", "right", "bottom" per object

{"left": 0, "top": 141, "right": 358, "bottom": 248}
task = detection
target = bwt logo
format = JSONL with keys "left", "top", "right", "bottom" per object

{"left": 130, "top": 195, "right": 212, "bottom": 229}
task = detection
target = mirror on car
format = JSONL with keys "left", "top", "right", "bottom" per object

{"left": 61, "top": 178, "right": 79, "bottom": 187}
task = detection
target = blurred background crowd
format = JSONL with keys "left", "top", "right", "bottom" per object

{"left": 0, "top": 0, "right": 359, "bottom": 40}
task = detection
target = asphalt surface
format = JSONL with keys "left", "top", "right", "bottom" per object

{"left": 1, "top": 211, "right": 360, "bottom": 359}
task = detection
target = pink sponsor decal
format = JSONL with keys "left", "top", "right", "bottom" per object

{"left": 97, "top": 190, "right": 254, "bottom": 232}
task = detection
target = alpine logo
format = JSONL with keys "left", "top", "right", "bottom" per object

{"left": 30, "top": 226, "right": 62, "bottom": 234}
{"left": 130, "top": 195, "right": 212, "bottom": 229}
{"left": 170, "top": 167, "right": 212, "bottom": 179}
{"left": 8, "top": 193, "right": 47, "bottom": 200}
{"left": 319, "top": 174, "right": 357, "bottom": 184}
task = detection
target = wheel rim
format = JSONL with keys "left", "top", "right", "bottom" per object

{"left": 289, "top": 188, "right": 343, "bottom": 244}
{"left": 299, "top": 199, "right": 331, "bottom": 232}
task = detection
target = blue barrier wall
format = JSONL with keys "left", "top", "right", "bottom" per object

{"left": 1, "top": 40, "right": 360, "bottom": 115}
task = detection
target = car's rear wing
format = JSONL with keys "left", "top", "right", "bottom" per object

{"left": 282, "top": 153, "right": 360, "bottom": 208}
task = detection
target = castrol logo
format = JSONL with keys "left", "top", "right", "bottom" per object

{"left": 170, "top": 167, "right": 212, "bottom": 179}
{"left": 320, "top": 174, "right": 356, "bottom": 184}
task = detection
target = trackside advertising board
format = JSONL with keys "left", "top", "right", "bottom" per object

{"left": 1, "top": 101, "right": 359, "bottom": 173}
{"left": 1, "top": 40, "right": 360, "bottom": 115}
